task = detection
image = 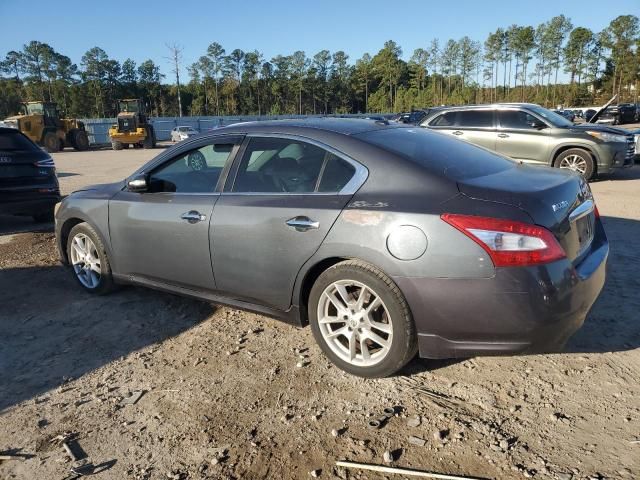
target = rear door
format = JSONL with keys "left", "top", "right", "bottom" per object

{"left": 496, "top": 109, "right": 553, "bottom": 164}
{"left": 109, "top": 136, "right": 242, "bottom": 290}
{"left": 454, "top": 109, "right": 496, "bottom": 150}
{"left": 210, "top": 135, "right": 366, "bottom": 310}
{"left": 426, "top": 110, "right": 496, "bottom": 150}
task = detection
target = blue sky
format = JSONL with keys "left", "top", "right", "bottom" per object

{"left": 1, "top": 0, "right": 637, "bottom": 81}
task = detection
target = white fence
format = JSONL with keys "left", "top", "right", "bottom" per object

{"left": 80, "top": 114, "right": 385, "bottom": 145}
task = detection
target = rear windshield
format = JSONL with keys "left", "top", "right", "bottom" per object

{"left": 0, "top": 131, "right": 39, "bottom": 151}
{"left": 357, "top": 127, "right": 515, "bottom": 180}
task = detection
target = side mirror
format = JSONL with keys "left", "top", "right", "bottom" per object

{"left": 127, "top": 174, "right": 148, "bottom": 193}
{"left": 530, "top": 120, "right": 547, "bottom": 130}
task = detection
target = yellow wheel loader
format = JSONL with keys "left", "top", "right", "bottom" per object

{"left": 3, "top": 102, "right": 90, "bottom": 153}
{"left": 108, "top": 99, "right": 156, "bottom": 150}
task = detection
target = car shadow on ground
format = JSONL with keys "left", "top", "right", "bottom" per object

{"left": 0, "top": 216, "right": 53, "bottom": 236}
{"left": 0, "top": 264, "right": 215, "bottom": 412}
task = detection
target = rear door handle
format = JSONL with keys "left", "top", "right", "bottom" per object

{"left": 181, "top": 210, "right": 206, "bottom": 224}
{"left": 498, "top": 133, "right": 509, "bottom": 138}
{"left": 452, "top": 131, "right": 463, "bottom": 136}
{"left": 286, "top": 216, "right": 320, "bottom": 232}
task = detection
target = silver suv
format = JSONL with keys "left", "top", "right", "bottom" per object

{"left": 420, "top": 103, "right": 635, "bottom": 180}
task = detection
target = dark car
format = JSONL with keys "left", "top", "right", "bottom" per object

{"left": 0, "top": 127, "right": 60, "bottom": 222}
{"left": 391, "top": 110, "right": 430, "bottom": 125}
{"left": 553, "top": 109, "right": 576, "bottom": 122}
{"left": 617, "top": 103, "right": 639, "bottom": 124}
{"left": 55, "top": 119, "right": 607, "bottom": 377}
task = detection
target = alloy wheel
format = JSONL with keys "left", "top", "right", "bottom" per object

{"left": 559, "top": 154, "right": 588, "bottom": 175}
{"left": 317, "top": 280, "right": 393, "bottom": 367}
{"left": 69, "top": 233, "right": 102, "bottom": 289}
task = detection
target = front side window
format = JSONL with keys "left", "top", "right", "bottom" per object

{"left": 233, "top": 137, "right": 330, "bottom": 193}
{"left": 457, "top": 110, "right": 494, "bottom": 128}
{"left": 149, "top": 143, "right": 234, "bottom": 193}
{"left": 498, "top": 110, "right": 541, "bottom": 130}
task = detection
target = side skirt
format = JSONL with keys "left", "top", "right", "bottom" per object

{"left": 113, "top": 273, "right": 303, "bottom": 326}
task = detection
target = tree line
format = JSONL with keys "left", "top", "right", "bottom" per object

{"left": 0, "top": 13, "right": 638, "bottom": 119}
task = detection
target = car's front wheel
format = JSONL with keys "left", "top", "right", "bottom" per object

{"left": 67, "top": 222, "right": 116, "bottom": 294}
{"left": 309, "top": 260, "right": 417, "bottom": 378}
{"left": 555, "top": 148, "right": 595, "bottom": 180}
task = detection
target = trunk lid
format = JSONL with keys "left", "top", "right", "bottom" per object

{"left": 457, "top": 163, "right": 595, "bottom": 264}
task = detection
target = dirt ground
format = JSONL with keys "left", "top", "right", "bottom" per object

{"left": 1, "top": 143, "right": 639, "bottom": 480}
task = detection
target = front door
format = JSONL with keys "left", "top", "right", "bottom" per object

{"left": 496, "top": 109, "right": 552, "bottom": 164}
{"left": 109, "top": 139, "right": 240, "bottom": 290}
{"left": 210, "top": 135, "right": 365, "bottom": 310}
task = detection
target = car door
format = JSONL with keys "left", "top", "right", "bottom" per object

{"left": 453, "top": 109, "right": 496, "bottom": 150}
{"left": 109, "top": 136, "right": 242, "bottom": 290}
{"left": 210, "top": 134, "right": 366, "bottom": 310}
{"left": 496, "top": 109, "right": 553, "bottom": 164}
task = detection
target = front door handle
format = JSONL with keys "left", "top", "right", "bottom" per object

{"left": 181, "top": 210, "right": 206, "bottom": 224}
{"left": 498, "top": 133, "right": 510, "bottom": 138}
{"left": 286, "top": 216, "right": 320, "bottom": 232}
{"left": 452, "top": 130, "right": 463, "bottom": 136}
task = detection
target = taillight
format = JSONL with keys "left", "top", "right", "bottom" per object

{"left": 441, "top": 214, "right": 566, "bottom": 267}
{"left": 594, "top": 205, "right": 600, "bottom": 219}
{"left": 35, "top": 158, "right": 55, "bottom": 168}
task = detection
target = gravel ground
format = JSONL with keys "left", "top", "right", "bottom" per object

{"left": 0, "top": 142, "right": 639, "bottom": 480}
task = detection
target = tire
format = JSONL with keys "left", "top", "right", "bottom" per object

{"left": 43, "top": 132, "right": 60, "bottom": 153}
{"left": 32, "top": 209, "right": 54, "bottom": 223}
{"left": 111, "top": 140, "right": 123, "bottom": 151}
{"left": 142, "top": 125, "right": 154, "bottom": 149}
{"left": 308, "top": 260, "right": 418, "bottom": 378}
{"left": 66, "top": 222, "right": 116, "bottom": 295}
{"left": 72, "top": 129, "right": 89, "bottom": 151}
{"left": 554, "top": 148, "right": 595, "bottom": 181}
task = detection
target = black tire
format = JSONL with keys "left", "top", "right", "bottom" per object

{"left": 66, "top": 222, "right": 116, "bottom": 295}
{"left": 554, "top": 148, "right": 595, "bottom": 181}
{"left": 308, "top": 260, "right": 418, "bottom": 378}
{"left": 43, "top": 132, "right": 60, "bottom": 153}
{"left": 111, "top": 140, "right": 123, "bottom": 151}
{"left": 32, "top": 209, "right": 54, "bottom": 223}
{"left": 142, "top": 125, "right": 154, "bottom": 149}
{"left": 72, "top": 129, "right": 89, "bottom": 151}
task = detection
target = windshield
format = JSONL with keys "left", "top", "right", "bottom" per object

{"left": 528, "top": 105, "right": 574, "bottom": 127}
{"left": 119, "top": 101, "right": 140, "bottom": 113}
{"left": 0, "top": 130, "right": 39, "bottom": 151}
{"left": 24, "top": 103, "right": 44, "bottom": 115}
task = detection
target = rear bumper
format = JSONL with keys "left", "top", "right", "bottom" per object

{"left": 393, "top": 223, "right": 608, "bottom": 359}
{"left": 0, "top": 192, "right": 60, "bottom": 216}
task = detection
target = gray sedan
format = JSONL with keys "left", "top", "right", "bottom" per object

{"left": 54, "top": 119, "right": 608, "bottom": 377}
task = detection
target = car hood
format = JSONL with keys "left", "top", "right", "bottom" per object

{"left": 71, "top": 181, "right": 124, "bottom": 198}
{"left": 567, "top": 123, "right": 630, "bottom": 135}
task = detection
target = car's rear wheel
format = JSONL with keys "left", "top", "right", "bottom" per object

{"left": 67, "top": 222, "right": 115, "bottom": 294}
{"left": 555, "top": 148, "right": 595, "bottom": 180}
{"left": 309, "top": 260, "right": 417, "bottom": 378}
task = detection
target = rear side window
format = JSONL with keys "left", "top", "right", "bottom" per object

{"left": 318, "top": 156, "right": 356, "bottom": 192}
{"left": 357, "top": 128, "right": 515, "bottom": 180}
{"left": 0, "top": 131, "right": 39, "bottom": 151}
{"left": 457, "top": 110, "right": 494, "bottom": 128}
{"left": 429, "top": 112, "right": 457, "bottom": 127}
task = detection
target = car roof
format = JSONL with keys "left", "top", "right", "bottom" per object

{"left": 211, "top": 117, "right": 400, "bottom": 136}
{"left": 0, "top": 127, "right": 24, "bottom": 134}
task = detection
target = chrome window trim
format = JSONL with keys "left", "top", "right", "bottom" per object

{"left": 225, "top": 132, "right": 369, "bottom": 196}
{"left": 569, "top": 199, "right": 594, "bottom": 222}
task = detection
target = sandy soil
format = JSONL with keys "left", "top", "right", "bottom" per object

{"left": 0, "top": 150, "right": 639, "bottom": 479}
